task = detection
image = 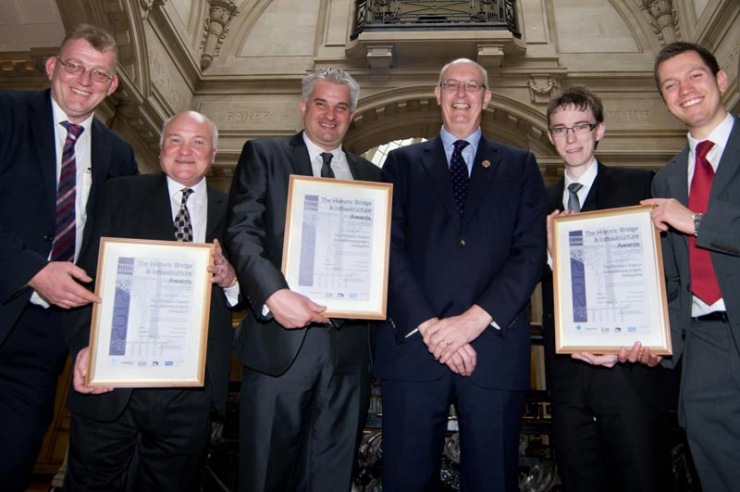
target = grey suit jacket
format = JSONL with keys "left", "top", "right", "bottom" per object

{"left": 226, "top": 132, "right": 380, "bottom": 377}
{"left": 652, "top": 116, "right": 740, "bottom": 365}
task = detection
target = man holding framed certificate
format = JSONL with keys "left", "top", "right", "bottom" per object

{"left": 541, "top": 87, "right": 676, "bottom": 492}
{"left": 64, "top": 111, "right": 239, "bottom": 491}
{"left": 631, "top": 42, "right": 740, "bottom": 492}
{"left": 226, "top": 68, "right": 380, "bottom": 492}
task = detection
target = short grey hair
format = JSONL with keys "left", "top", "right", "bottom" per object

{"left": 159, "top": 111, "right": 219, "bottom": 148}
{"left": 437, "top": 58, "right": 489, "bottom": 89}
{"left": 302, "top": 67, "right": 360, "bottom": 112}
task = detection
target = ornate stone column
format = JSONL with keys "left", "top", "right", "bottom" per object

{"left": 641, "top": 0, "right": 680, "bottom": 45}
{"left": 201, "top": 0, "right": 239, "bottom": 71}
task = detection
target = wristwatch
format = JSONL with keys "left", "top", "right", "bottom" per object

{"left": 692, "top": 212, "right": 704, "bottom": 236}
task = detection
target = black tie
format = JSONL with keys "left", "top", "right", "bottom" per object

{"left": 450, "top": 140, "right": 470, "bottom": 217}
{"left": 567, "top": 182, "right": 583, "bottom": 212}
{"left": 320, "top": 152, "right": 335, "bottom": 178}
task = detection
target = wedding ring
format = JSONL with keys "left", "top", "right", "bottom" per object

{"left": 445, "top": 339, "right": 453, "bottom": 346}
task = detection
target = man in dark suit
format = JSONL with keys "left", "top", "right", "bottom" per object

{"left": 631, "top": 42, "right": 740, "bottom": 492}
{"left": 375, "top": 58, "right": 546, "bottom": 491}
{"left": 541, "top": 86, "right": 675, "bottom": 492}
{"left": 225, "top": 67, "right": 379, "bottom": 492}
{"left": 64, "top": 110, "right": 238, "bottom": 491}
{"left": 0, "top": 24, "right": 138, "bottom": 490}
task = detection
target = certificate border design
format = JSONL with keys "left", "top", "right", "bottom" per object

{"left": 88, "top": 238, "right": 214, "bottom": 387}
{"left": 282, "top": 175, "right": 392, "bottom": 320}
{"left": 552, "top": 206, "right": 672, "bottom": 355}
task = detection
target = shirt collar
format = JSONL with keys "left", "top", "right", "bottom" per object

{"left": 440, "top": 126, "right": 481, "bottom": 151}
{"left": 50, "top": 97, "right": 94, "bottom": 133}
{"left": 564, "top": 158, "right": 598, "bottom": 190}
{"left": 166, "top": 175, "right": 207, "bottom": 198}
{"left": 302, "top": 131, "right": 342, "bottom": 163}
{"left": 687, "top": 113, "right": 734, "bottom": 155}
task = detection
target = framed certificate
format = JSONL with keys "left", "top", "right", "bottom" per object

{"left": 87, "top": 238, "right": 214, "bottom": 387}
{"left": 282, "top": 175, "right": 392, "bottom": 320}
{"left": 551, "top": 206, "right": 671, "bottom": 355}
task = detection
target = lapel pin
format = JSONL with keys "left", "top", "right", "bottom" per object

{"left": 482, "top": 160, "right": 491, "bottom": 168}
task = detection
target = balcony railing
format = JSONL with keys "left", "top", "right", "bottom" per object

{"left": 351, "top": 0, "right": 520, "bottom": 39}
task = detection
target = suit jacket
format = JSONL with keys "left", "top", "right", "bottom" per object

{"left": 226, "top": 132, "right": 380, "bottom": 376}
{"left": 0, "top": 89, "right": 138, "bottom": 345}
{"left": 541, "top": 163, "right": 675, "bottom": 409}
{"left": 65, "top": 174, "right": 235, "bottom": 420}
{"left": 653, "top": 116, "right": 740, "bottom": 365}
{"left": 374, "top": 135, "right": 547, "bottom": 390}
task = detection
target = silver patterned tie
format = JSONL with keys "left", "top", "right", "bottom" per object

{"left": 567, "top": 182, "right": 583, "bottom": 212}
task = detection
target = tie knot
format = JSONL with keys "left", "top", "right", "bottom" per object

{"left": 181, "top": 188, "right": 193, "bottom": 202}
{"left": 61, "top": 121, "right": 84, "bottom": 140}
{"left": 568, "top": 182, "right": 583, "bottom": 194}
{"left": 696, "top": 140, "right": 714, "bottom": 160}
{"left": 453, "top": 140, "right": 469, "bottom": 153}
{"left": 320, "top": 152, "right": 334, "bottom": 165}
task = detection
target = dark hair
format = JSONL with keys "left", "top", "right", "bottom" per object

{"left": 546, "top": 86, "right": 604, "bottom": 126}
{"left": 58, "top": 24, "right": 118, "bottom": 63}
{"left": 654, "top": 42, "right": 720, "bottom": 92}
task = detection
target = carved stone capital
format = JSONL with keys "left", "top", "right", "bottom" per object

{"left": 141, "top": 0, "right": 167, "bottom": 21}
{"left": 201, "top": 0, "right": 239, "bottom": 71}
{"left": 640, "top": 0, "right": 680, "bottom": 45}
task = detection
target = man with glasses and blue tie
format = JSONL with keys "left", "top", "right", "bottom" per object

{"left": 376, "top": 58, "right": 546, "bottom": 491}
{"left": 0, "top": 24, "right": 138, "bottom": 491}
{"left": 541, "top": 86, "right": 676, "bottom": 492}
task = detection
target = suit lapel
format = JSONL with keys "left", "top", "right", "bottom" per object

{"left": 150, "top": 174, "right": 177, "bottom": 240}
{"left": 31, "top": 91, "right": 58, "bottom": 212}
{"left": 420, "top": 137, "right": 459, "bottom": 227}
{"left": 710, "top": 117, "right": 740, "bottom": 202}
{"left": 548, "top": 179, "right": 565, "bottom": 212}
{"left": 581, "top": 162, "right": 606, "bottom": 212}
{"left": 463, "top": 137, "right": 498, "bottom": 226}
{"left": 205, "top": 184, "right": 226, "bottom": 242}
{"left": 290, "top": 132, "right": 314, "bottom": 177}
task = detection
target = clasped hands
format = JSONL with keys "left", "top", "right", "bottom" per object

{"left": 418, "top": 305, "right": 491, "bottom": 377}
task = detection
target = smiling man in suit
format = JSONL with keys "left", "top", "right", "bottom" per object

{"left": 375, "top": 58, "right": 546, "bottom": 491}
{"left": 0, "top": 24, "right": 138, "bottom": 490}
{"left": 628, "top": 42, "right": 740, "bottom": 492}
{"left": 64, "top": 110, "right": 239, "bottom": 491}
{"left": 541, "top": 86, "right": 676, "bottom": 492}
{"left": 225, "top": 67, "right": 379, "bottom": 492}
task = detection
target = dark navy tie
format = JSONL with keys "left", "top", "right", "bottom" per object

{"left": 450, "top": 140, "right": 470, "bottom": 217}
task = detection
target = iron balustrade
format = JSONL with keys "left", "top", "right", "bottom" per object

{"left": 351, "top": 0, "right": 520, "bottom": 39}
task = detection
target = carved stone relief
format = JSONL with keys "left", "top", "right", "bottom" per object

{"left": 200, "top": 0, "right": 239, "bottom": 70}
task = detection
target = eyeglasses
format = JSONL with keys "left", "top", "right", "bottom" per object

{"left": 56, "top": 58, "right": 114, "bottom": 84}
{"left": 549, "top": 123, "right": 598, "bottom": 137}
{"left": 439, "top": 79, "right": 486, "bottom": 92}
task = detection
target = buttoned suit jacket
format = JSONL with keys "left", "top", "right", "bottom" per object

{"left": 0, "top": 89, "right": 138, "bottom": 345}
{"left": 652, "top": 116, "right": 740, "bottom": 366}
{"left": 374, "top": 135, "right": 547, "bottom": 390}
{"left": 541, "top": 162, "right": 676, "bottom": 410}
{"left": 65, "top": 173, "right": 235, "bottom": 420}
{"left": 226, "top": 132, "right": 379, "bottom": 376}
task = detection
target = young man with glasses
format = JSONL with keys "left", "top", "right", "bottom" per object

{"left": 627, "top": 42, "right": 740, "bottom": 492}
{"left": 376, "top": 58, "right": 546, "bottom": 491}
{"left": 0, "top": 24, "right": 137, "bottom": 491}
{"left": 541, "top": 86, "right": 676, "bottom": 492}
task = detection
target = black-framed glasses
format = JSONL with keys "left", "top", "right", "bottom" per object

{"left": 549, "top": 123, "right": 598, "bottom": 137}
{"left": 439, "top": 79, "right": 486, "bottom": 92}
{"left": 56, "top": 58, "right": 114, "bottom": 83}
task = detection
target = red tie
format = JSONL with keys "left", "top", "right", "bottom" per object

{"left": 689, "top": 140, "right": 721, "bottom": 304}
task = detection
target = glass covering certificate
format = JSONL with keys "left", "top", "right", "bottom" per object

{"left": 282, "top": 176, "right": 392, "bottom": 319}
{"left": 551, "top": 206, "right": 671, "bottom": 354}
{"left": 88, "top": 238, "right": 213, "bottom": 387}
